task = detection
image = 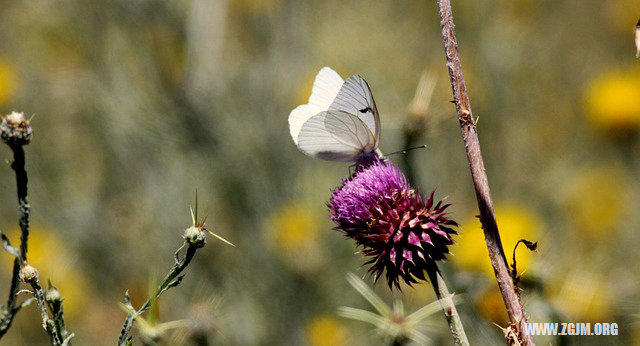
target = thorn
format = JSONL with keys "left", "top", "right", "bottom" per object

{"left": 194, "top": 190, "right": 199, "bottom": 225}
{"left": 205, "top": 229, "right": 235, "bottom": 247}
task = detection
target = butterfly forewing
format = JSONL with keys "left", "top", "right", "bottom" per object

{"left": 296, "top": 110, "right": 375, "bottom": 162}
{"left": 329, "top": 75, "right": 380, "bottom": 145}
{"left": 308, "top": 67, "right": 344, "bottom": 108}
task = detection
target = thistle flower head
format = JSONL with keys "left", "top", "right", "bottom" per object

{"left": 329, "top": 157, "right": 457, "bottom": 289}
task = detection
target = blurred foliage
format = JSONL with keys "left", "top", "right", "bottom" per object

{"left": 0, "top": 0, "right": 638, "bottom": 345}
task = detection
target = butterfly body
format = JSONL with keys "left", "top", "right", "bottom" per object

{"left": 289, "top": 67, "right": 381, "bottom": 163}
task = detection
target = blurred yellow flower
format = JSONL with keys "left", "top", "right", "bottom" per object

{"left": 566, "top": 166, "right": 628, "bottom": 240}
{"left": 549, "top": 271, "right": 612, "bottom": 321}
{"left": 475, "top": 286, "right": 509, "bottom": 326}
{"left": 305, "top": 315, "right": 350, "bottom": 346}
{"left": 585, "top": 68, "right": 640, "bottom": 132}
{"left": 0, "top": 59, "right": 17, "bottom": 107}
{"left": 267, "top": 204, "right": 326, "bottom": 272}
{"left": 452, "top": 204, "right": 540, "bottom": 278}
{"left": 0, "top": 226, "right": 91, "bottom": 319}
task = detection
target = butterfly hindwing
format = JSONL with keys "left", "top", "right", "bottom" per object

{"left": 296, "top": 110, "right": 375, "bottom": 162}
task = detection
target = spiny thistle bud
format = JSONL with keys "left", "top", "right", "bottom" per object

{"left": 1, "top": 111, "right": 33, "bottom": 146}
{"left": 19, "top": 264, "right": 38, "bottom": 283}
{"left": 329, "top": 157, "right": 457, "bottom": 289}
{"left": 184, "top": 226, "right": 206, "bottom": 248}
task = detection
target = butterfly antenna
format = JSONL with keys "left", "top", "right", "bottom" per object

{"left": 386, "top": 145, "right": 428, "bottom": 157}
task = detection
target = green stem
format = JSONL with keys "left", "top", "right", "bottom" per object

{"left": 425, "top": 262, "right": 469, "bottom": 346}
{"left": 117, "top": 242, "right": 199, "bottom": 345}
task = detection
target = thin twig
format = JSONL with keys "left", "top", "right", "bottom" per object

{"left": 425, "top": 262, "right": 469, "bottom": 346}
{"left": 510, "top": 240, "right": 538, "bottom": 286}
{"left": 434, "top": 1, "right": 534, "bottom": 344}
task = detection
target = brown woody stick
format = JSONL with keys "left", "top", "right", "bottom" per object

{"left": 434, "top": 1, "right": 534, "bottom": 344}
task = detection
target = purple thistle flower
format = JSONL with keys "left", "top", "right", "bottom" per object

{"left": 329, "top": 157, "right": 458, "bottom": 289}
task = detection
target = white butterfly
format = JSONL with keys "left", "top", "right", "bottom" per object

{"left": 289, "top": 67, "right": 381, "bottom": 163}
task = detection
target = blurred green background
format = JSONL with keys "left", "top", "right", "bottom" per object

{"left": 0, "top": 0, "right": 639, "bottom": 344}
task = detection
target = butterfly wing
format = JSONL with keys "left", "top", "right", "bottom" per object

{"left": 329, "top": 74, "right": 381, "bottom": 148}
{"left": 289, "top": 67, "right": 344, "bottom": 144}
{"left": 296, "top": 110, "right": 376, "bottom": 162}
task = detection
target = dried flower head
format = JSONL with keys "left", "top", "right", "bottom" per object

{"left": 1, "top": 111, "right": 33, "bottom": 146}
{"left": 329, "top": 157, "right": 457, "bottom": 289}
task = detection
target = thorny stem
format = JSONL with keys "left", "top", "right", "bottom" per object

{"left": 425, "top": 262, "right": 469, "bottom": 346}
{"left": 117, "top": 242, "right": 199, "bottom": 345}
{"left": 435, "top": 0, "right": 534, "bottom": 344}
{"left": 0, "top": 144, "right": 31, "bottom": 337}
